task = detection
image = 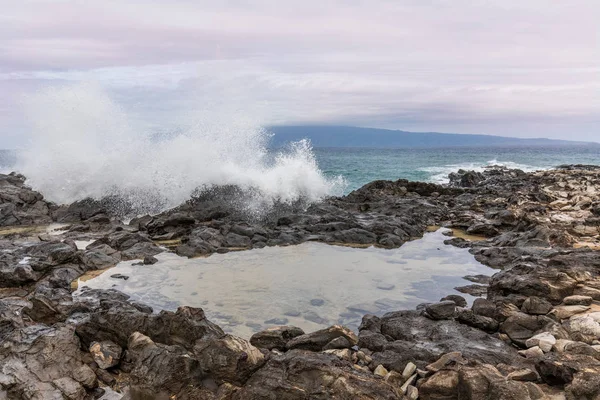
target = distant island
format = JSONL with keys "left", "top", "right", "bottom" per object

{"left": 268, "top": 125, "right": 598, "bottom": 148}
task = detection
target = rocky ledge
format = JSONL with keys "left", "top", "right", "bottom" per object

{"left": 1, "top": 165, "right": 600, "bottom": 399}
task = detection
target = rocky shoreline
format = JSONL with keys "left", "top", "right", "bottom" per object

{"left": 1, "top": 165, "right": 600, "bottom": 399}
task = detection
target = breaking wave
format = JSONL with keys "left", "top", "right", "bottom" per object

{"left": 420, "top": 159, "right": 545, "bottom": 184}
{"left": 16, "top": 83, "right": 346, "bottom": 216}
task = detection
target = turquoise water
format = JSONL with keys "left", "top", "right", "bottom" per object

{"left": 314, "top": 145, "right": 600, "bottom": 193}
{"left": 3, "top": 145, "right": 599, "bottom": 197}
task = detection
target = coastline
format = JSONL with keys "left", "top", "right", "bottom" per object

{"left": 1, "top": 165, "right": 599, "bottom": 399}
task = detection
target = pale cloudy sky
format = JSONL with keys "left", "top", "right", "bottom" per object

{"left": 1, "top": 0, "right": 599, "bottom": 146}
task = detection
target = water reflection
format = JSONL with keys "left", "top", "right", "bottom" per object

{"left": 75, "top": 229, "right": 492, "bottom": 338}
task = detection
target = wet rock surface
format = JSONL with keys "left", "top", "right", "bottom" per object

{"left": 0, "top": 165, "right": 599, "bottom": 398}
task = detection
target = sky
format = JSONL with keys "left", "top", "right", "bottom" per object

{"left": 1, "top": 0, "right": 599, "bottom": 146}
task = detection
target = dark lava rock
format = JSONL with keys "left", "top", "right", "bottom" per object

{"left": 440, "top": 294, "right": 467, "bottom": 307}
{"left": 194, "top": 334, "right": 266, "bottom": 385}
{"left": 357, "top": 330, "right": 388, "bottom": 352}
{"left": 448, "top": 170, "right": 484, "bottom": 188}
{"left": 455, "top": 284, "right": 488, "bottom": 297}
{"left": 143, "top": 255, "right": 158, "bottom": 265}
{"left": 233, "top": 349, "right": 400, "bottom": 399}
{"left": 286, "top": 325, "right": 358, "bottom": 352}
{"left": 76, "top": 297, "right": 224, "bottom": 350}
{"left": 425, "top": 301, "right": 457, "bottom": 320}
{"left": 378, "top": 311, "right": 521, "bottom": 368}
{"left": 521, "top": 296, "right": 553, "bottom": 315}
{"left": 463, "top": 274, "right": 492, "bottom": 285}
{"left": 310, "top": 298, "right": 325, "bottom": 306}
{"left": 89, "top": 340, "right": 122, "bottom": 369}
{"left": 264, "top": 317, "right": 289, "bottom": 325}
{"left": 500, "top": 312, "right": 556, "bottom": 347}
{"left": 456, "top": 309, "right": 499, "bottom": 333}
{"left": 250, "top": 326, "right": 305, "bottom": 351}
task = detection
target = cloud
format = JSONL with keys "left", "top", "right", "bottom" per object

{"left": 1, "top": 0, "right": 599, "bottom": 144}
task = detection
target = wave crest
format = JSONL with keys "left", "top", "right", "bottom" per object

{"left": 17, "top": 83, "right": 345, "bottom": 217}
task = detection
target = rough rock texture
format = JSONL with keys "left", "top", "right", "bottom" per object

{"left": 1, "top": 166, "right": 600, "bottom": 399}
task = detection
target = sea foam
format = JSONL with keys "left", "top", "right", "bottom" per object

{"left": 17, "top": 83, "right": 345, "bottom": 216}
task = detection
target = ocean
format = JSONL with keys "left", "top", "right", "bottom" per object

{"left": 316, "top": 145, "right": 600, "bottom": 192}
{"left": 2, "top": 145, "right": 600, "bottom": 199}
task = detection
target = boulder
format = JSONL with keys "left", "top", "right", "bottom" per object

{"left": 500, "top": 312, "right": 556, "bottom": 347}
{"left": 127, "top": 332, "right": 205, "bottom": 399}
{"left": 249, "top": 326, "right": 305, "bottom": 351}
{"left": 525, "top": 332, "right": 556, "bottom": 353}
{"left": 425, "top": 301, "right": 457, "bottom": 320}
{"left": 456, "top": 309, "right": 499, "bottom": 333}
{"left": 379, "top": 311, "right": 521, "bottom": 368}
{"left": 90, "top": 340, "right": 122, "bottom": 369}
{"left": 194, "top": 334, "right": 265, "bottom": 385}
{"left": 75, "top": 298, "right": 224, "bottom": 350}
{"left": 563, "top": 295, "right": 593, "bottom": 306}
{"left": 233, "top": 349, "right": 400, "bottom": 399}
{"left": 521, "top": 297, "right": 553, "bottom": 316}
{"left": 286, "top": 325, "right": 358, "bottom": 351}
{"left": 440, "top": 295, "right": 467, "bottom": 308}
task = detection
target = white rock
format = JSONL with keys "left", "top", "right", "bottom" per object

{"left": 564, "top": 315, "right": 600, "bottom": 339}
{"left": 553, "top": 339, "right": 575, "bottom": 352}
{"left": 551, "top": 305, "right": 590, "bottom": 320}
{"left": 374, "top": 364, "right": 388, "bottom": 378}
{"left": 402, "top": 362, "right": 417, "bottom": 380}
{"left": 525, "top": 332, "right": 556, "bottom": 353}
{"left": 406, "top": 385, "right": 419, "bottom": 400}
{"left": 518, "top": 346, "right": 544, "bottom": 358}
{"left": 323, "top": 349, "right": 352, "bottom": 362}
{"left": 400, "top": 374, "right": 417, "bottom": 394}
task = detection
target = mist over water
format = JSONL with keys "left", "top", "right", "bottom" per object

{"left": 17, "top": 83, "right": 346, "bottom": 216}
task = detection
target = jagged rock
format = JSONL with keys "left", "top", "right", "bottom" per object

{"left": 358, "top": 314, "right": 382, "bottom": 333}
{"left": 456, "top": 309, "right": 499, "bottom": 332}
{"left": 358, "top": 330, "right": 388, "bottom": 352}
{"left": 455, "top": 362, "right": 537, "bottom": 400}
{"left": 374, "top": 364, "right": 389, "bottom": 377}
{"left": 233, "top": 349, "right": 400, "bottom": 399}
{"left": 507, "top": 369, "right": 540, "bottom": 382}
{"left": 426, "top": 352, "right": 466, "bottom": 373}
{"left": 0, "top": 324, "right": 95, "bottom": 399}
{"left": 518, "top": 346, "right": 544, "bottom": 359}
{"left": 419, "top": 370, "right": 459, "bottom": 399}
{"left": 90, "top": 340, "right": 123, "bottom": 369}
{"left": 525, "top": 332, "right": 556, "bottom": 353}
{"left": 377, "top": 311, "right": 521, "bottom": 370}
{"left": 323, "top": 336, "right": 352, "bottom": 350}
{"left": 562, "top": 314, "right": 600, "bottom": 344}
{"left": 566, "top": 367, "right": 600, "bottom": 400}
{"left": 76, "top": 298, "right": 224, "bottom": 350}
{"left": 286, "top": 325, "right": 358, "bottom": 351}
{"left": 521, "top": 297, "right": 553, "bottom": 315}
{"left": 403, "top": 362, "right": 417, "bottom": 380}
{"left": 563, "top": 295, "right": 593, "bottom": 306}
{"left": 535, "top": 353, "right": 600, "bottom": 385}
{"left": 425, "top": 301, "right": 457, "bottom": 320}
{"left": 323, "top": 348, "right": 352, "bottom": 362}
{"left": 194, "top": 334, "right": 265, "bottom": 385}
{"left": 472, "top": 298, "right": 498, "bottom": 319}
{"left": 440, "top": 295, "right": 467, "bottom": 308}
{"left": 500, "top": 312, "right": 556, "bottom": 347}
{"left": 550, "top": 305, "right": 591, "bottom": 320}
{"left": 52, "top": 377, "right": 86, "bottom": 400}
{"left": 127, "top": 332, "right": 205, "bottom": 399}
{"left": 249, "top": 325, "right": 305, "bottom": 351}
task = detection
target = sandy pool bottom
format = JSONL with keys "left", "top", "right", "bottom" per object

{"left": 75, "top": 229, "right": 493, "bottom": 338}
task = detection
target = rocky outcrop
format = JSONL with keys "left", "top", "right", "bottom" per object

{"left": 1, "top": 165, "right": 600, "bottom": 399}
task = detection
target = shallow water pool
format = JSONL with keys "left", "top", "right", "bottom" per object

{"left": 75, "top": 229, "right": 493, "bottom": 338}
